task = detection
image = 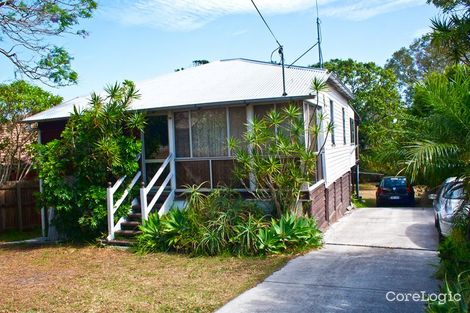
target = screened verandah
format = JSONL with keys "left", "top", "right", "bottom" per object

{"left": 140, "top": 100, "right": 324, "bottom": 193}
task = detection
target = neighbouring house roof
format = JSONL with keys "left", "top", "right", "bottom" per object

{"left": 24, "top": 58, "right": 354, "bottom": 123}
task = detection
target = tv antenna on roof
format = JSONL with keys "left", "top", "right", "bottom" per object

{"left": 250, "top": 0, "right": 287, "bottom": 96}
{"left": 288, "top": 0, "right": 323, "bottom": 68}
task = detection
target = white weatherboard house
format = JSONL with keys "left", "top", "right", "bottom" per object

{"left": 25, "top": 59, "right": 359, "bottom": 243}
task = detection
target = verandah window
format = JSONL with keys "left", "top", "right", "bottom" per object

{"left": 175, "top": 107, "right": 246, "bottom": 158}
{"left": 191, "top": 108, "right": 227, "bottom": 157}
{"left": 173, "top": 102, "right": 322, "bottom": 189}
{"left": 174, "top": 106, "right": 246, "bottom": 188}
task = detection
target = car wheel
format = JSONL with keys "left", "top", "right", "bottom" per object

{"left": 437, "top": 219, "right": 444, "bottom": 242}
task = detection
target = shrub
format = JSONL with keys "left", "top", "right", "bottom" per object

{"left": 229, "top": 100, "right": 330, "bottom": 217}
{"left": 436, "top": 222, "right": 470, "bottom": 281}
{"left": 33, "top": 81, "right": 145, "bottom": 241}
{"left": 136, "top": 187, "right": 323, "bottom": 256}
{"left": 429, "top": 211, "right": 470, "bottom": 311}
{"left": 426, "top": 271, "right": 470, "bottom": 313}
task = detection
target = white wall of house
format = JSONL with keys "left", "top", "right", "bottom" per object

{"left": 316, "top": 85, "right": 357, "bottom": 187}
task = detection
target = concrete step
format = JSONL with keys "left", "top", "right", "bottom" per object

{"left": 115, "top": 229, "right": 142, "bottom": 237}
{"left": 121, "top": 221, "right": 141, "bottom": 230}
{"left": 127, "top": 213, "right": 142, "bottom": 221}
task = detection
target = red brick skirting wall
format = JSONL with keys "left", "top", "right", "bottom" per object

{"left": 310, "top": 171, "right": 352, "bottom": 231}
{"left": 309, "top": 183, "right": 327, "bottom": 230}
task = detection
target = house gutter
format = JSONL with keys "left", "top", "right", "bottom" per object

{"left": 22, "top": 95, "right": 316, "bottom": 123}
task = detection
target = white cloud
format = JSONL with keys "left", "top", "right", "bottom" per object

{"left": 321, "top": 0, "right": 425, "bottom": 21}
{"left": 413, "top": 26, "right": 432, "bottom": 38}
{"left": 104, "top": 0, "right": 425, "bottom": 31}
{"left": 232, "top": 29, "right": 249, "bottom": 36}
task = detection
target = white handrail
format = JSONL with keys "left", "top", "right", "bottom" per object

{"left": 140, "top": 153, "right": 174, "bottom": 221}
{"left": 113, "top": 171, "right": 141, "bottom": 214}
{"left": 111, "top": 175, "right": 126, "bottom": 194}
{"left": 158, "top": 189, "right": 175, "bottom": 216}
{"left": 148, "top": 172, "right": 173, "bottom": 212}
{"left": 145, "top": 154, "right": 172, "bottom": 194}
{"left": 107, "top": 170, "right": 142, "bottom": 240}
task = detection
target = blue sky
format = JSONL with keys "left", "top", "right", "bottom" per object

{"left": 1, "top": 0, "right": 439, "bottom": 100}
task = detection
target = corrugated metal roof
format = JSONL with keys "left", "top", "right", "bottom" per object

{"left": 25, "top": 58, "right": 353, "bottom": 123}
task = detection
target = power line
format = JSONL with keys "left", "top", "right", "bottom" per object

{"left": 250, "top": 0, "right": 282, "bottom": 48}
{"left": 288, "top": 43, "right": 318, "bottom": 68}
{"left": 286, "top": 0, "right": 324, "bottom": 68}
{"left": 250, "top": 0, "right": 287, "bottom": 96}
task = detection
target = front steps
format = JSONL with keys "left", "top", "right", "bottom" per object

{"left": 103, "top": 193, "right": 166, "bottom": 247}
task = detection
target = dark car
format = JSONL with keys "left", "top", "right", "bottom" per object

{"left": 376, "top": 176, "right": 415, "bottom": 206}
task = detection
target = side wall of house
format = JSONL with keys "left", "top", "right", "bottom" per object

{"left": 308, "top": 84, "right": 357, "bottom": 230}
{"left": 321, "top": 87, "right": 357, "bottom": 187}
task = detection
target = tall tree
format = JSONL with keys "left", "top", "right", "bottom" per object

{"left": 394, "top": 65, "right": 470, "bottom": 186}
{"left": 385, "top": 34, "right": 452, "bottom": 104}
{"left": 0, "top": 80, "right": 62, "bottom": 184}
{"left": 427, "top": 0, "right": 470, "bottom": 64}
{"left": 0, "top": 0, "right": 97, "bottom": 86}
{"left": 317, "top": 59, "right": 404, "bottom": 173}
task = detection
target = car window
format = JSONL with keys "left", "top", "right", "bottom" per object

{"left": 382, "top": 178, "right": 407, "bottom": 188}
{"left": 444, "top": 184, "right": 466, "bottom": 199}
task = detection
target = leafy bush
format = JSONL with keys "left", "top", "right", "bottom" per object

{"left": 436, "top": 221, "right": 470, "bottom": 281}
{"left": 429, "top": 213, "right": 470, "bottom": 311}
{"left": 426, "top": 271, "right": 470, "bottom": 313}
{"left": 33, "top": 81, "right": 145, "bottom": 241}
{"left": 136, "top": 187, "right": 323, "bottom": 256}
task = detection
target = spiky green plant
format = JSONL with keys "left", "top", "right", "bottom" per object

{"left": 230, "top": 100, "right": 329, "bottom": 216}
{"left": 390, "top": 65, "right": 470, "bottom": 187}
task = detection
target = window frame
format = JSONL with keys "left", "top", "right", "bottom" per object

{"left": 350, "top": 118, "right": 356, "bottom": 145}
{"left": 173, "top": 105, "right": 247, "bottom": 191}
{"left": 342, "top": 107, "right": 346, "bottom": 145}
{"left": 329, "top": 99, "right": 335, "bottom": 146}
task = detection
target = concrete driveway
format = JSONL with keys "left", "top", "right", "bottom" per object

{"left": 217, "top": 207, "right": 439, "bottom": 313}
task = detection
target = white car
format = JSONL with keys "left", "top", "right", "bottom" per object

{"left": 429, "top": 177, "right": 467, "bottom": 237}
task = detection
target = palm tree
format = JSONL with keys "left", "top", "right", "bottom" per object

{"left": 428, "top": 0, "right": 470, "bottom": 65}
{"left": 398, "top": 65, "right": 469, "bottom": 186}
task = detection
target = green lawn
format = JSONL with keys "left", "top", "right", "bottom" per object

{"left": 0, "top": 228, "right": 42, "bottom": 243}
{"left": 0, "top": 245, "right": 291, "bottom": 312}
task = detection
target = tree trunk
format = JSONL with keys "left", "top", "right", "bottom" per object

{"left": 47, "top": 208, "right": 59, "bottom": 241}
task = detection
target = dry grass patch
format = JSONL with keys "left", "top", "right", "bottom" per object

{"left": 0, "top": 245, "right": 291, "bottom": 313}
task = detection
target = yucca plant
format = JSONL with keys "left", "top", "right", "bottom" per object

{"left": 233, "top": 214, "right": 266, "bottom": 255}
{"left": 230, "top": 101, "right": 329, "bottom": 217}
{"left": 197, "top": 226, "right": 225, "bottom": 256}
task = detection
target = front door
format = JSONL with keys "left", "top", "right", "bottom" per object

{"left": 143, "top": 114, "right": 170, "bottom": 184}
